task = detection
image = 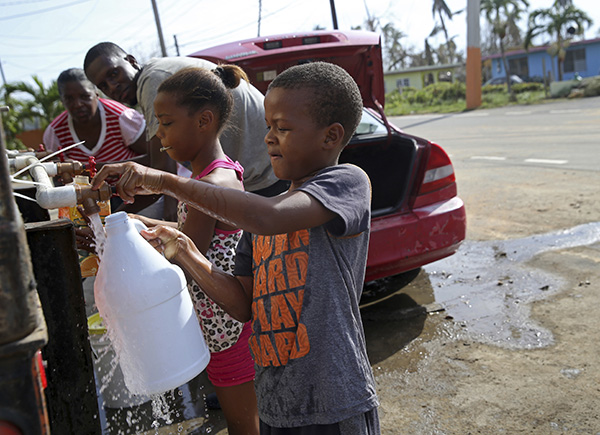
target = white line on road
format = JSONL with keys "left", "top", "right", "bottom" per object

{"left": 470, "top": 156, "right": 507, "bottom": 161}
{"left": 524, "top": 158, "right": 568, "bottom": 165}
{"left": 505, "top": 111, "right": 532, "bottom": 115}
{"left": 550, "top": 109, "right": 582, "bottom": 114}
{"left": 461, "top": 112, "right": 490, "bottom": 117}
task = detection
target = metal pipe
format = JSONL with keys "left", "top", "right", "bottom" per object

{"left": 9, "top": 156, "right": 110, "bottom": 210}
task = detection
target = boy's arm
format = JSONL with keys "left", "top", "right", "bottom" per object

{"left": 141, "top": 225, "right": 253, "bottom": 322}
{"left": 92, "top": 162, "right": 337, "bottom": 235}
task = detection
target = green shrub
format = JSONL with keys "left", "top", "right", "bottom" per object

{"left": 583, "top": 77, "right": 600, "bottom": 97}
{"left": 482, "top": 84, "right": 507, "bottom": 94}
{"left": 512, "top": 82, "right": 544, "bottom": 93}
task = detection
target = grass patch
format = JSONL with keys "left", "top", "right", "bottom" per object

{"left": 385, "top": 82, "right": 550, "bottom": 116}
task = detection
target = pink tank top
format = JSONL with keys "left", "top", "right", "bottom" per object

{"left": 177, "top": 157, "right": 245, "bottom": 353}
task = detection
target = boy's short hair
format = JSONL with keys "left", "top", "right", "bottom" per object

{"left": 267, "top": 61, "right": 363, "bottom": 145}
{"left": 83, "top": 42, "right": 127, "bottom": 72}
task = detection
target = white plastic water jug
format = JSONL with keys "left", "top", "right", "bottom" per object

{"left": 94, "top": 211, "right": 210, "bottom": 396}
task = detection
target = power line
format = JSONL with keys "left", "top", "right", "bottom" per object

{"left": 0, "top": 0, "right": 92, "bottom": 20}
{"left": 0, "top": 0, "right": 54, "bottom": 6}
{"left": 177, "top": 1, "right": 297, "bottom": 50}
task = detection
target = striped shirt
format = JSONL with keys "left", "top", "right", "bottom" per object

{"left": 43, "top": 98, "right": 145, "bottom": 163}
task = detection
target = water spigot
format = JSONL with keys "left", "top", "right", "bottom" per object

{"left": 56, "top": 161, "right": 85, "bottom": 183}
{"left": 76, "top": 183, "right": 111, "bottom": 215}
{"left": 82, "top": 197, "right": 100, "bottom": 215}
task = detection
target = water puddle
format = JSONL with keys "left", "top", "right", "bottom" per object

{"left": 425, "top": 222, "right": 600, "bottom": 350}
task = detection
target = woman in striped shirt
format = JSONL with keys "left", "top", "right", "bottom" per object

{"left": 43, "top": 68, "right": 148, "bottom": 167}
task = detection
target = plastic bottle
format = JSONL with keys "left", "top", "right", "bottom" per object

{"left": 94, "top": 211, "right": 210, "bottom": 395}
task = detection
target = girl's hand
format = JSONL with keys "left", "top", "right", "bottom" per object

{"left": 91, "top": 162, "right": 165, "bottom": 203}
{"left": 127, "top": 213, "right": 158, "bottom": 228}
{"left": 140, "top": 225, "right": 191, "bottom": 261}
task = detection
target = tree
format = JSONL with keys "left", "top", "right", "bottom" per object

{"left": 430, "top": 0, "right": 464, "bottom": 63}
{"left": 481, "top": 0, "right": 530, "bottom": 100}
{"left": 4, "top": 75, "right": 62, "bottom": 131}
{"left": 431, "top": 0, "right": 453, "bottom": 62}
{"left": 352, "top": 18, "right": 408, "bottom": 71}
{"left": 381, "top": 23, "right": 409, "bottom": 70}
{"left": 524, "top": 1, "right": 593, "bottom": 81}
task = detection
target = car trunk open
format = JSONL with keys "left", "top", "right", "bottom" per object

{"left": 188, "top": 30, "right": 416, "bottom": 216}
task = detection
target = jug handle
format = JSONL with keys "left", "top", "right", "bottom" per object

{"left": 130, "top": 218, "right": 167, "bottom": 258}
{"left": 130, "top": 218, "right": 148, "bottom": 233}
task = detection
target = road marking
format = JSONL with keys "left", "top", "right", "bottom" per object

{"left": 550, "top": 109, "right": 581, "bottom": 114}
{"left": 461, "top": 112, "right": 490, "bottom": 117}
{"left": 470, "top": 156, "right": 506, "bottom": 161}
{"left": 524, "top": 158, "right": 568, "bottom": 165}
{"left": 505, "top": 111, "right": 532, "bottom": 115}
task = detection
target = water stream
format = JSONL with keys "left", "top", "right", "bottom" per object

{"left": 88, "top": 212, "right": 106, "bottom": 259}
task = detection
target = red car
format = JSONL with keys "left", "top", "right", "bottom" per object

{"left": 189, "top": 30, "right": 466, "bottom": 285}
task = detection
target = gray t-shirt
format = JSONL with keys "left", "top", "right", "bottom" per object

{"left": 235, "top": 164, "right": 378, "bottom": 427}
{"left": 136, "top": 57, "right": 278, "bottom": 192}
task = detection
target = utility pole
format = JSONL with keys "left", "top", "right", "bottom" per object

{"left": 466, "top": 0, "right": 482, "bottom": 109}
{"left": 150, "top": 0, "right": 167, "bottom": 57}
{"left": 0, "top": 59, "right": 7, "bottom": 105}
{"left": 173, "top": 35, "right": 180, "bottom": 56}
{"left": 258, "top": 0, "right": 262, "bottom": 37}
{"left": 0, "top": 58, "right": 7, "bottom": 88}
{"left": 329, "top": 0, "right": 338, "bottom": 29}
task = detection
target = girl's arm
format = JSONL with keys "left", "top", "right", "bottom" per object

{"left": 181, "top": 167, "right": 244, "bottom": 254}
{"left": 141, "top": 225, "right": 253, "bottom": 322}
{"left": 92, "top": 162, "right": 336, "bottom": 235}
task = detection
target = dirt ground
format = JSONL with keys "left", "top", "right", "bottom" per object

{"left": 370, "top": 165, "right": 600, "bottom": 434}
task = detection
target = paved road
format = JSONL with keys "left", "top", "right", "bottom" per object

{"left": 391, "top": 96, "right": 600, "bottom": 173}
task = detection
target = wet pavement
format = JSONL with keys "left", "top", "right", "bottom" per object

{"left": 426, "top": 222, "right": 600, "bottom": 350}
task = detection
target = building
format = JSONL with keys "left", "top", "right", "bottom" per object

{"left": 484, "top": 37, "right": 600, "bottom": 82}
{"left": 383, "top": 63, "right": 464, "bottom": 92}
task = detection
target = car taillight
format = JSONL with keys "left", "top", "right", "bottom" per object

{"left": 412, "top": 142, "right": 457, "bottom": 209}
{"left": 419, "top": 142, "right": 456, "bottom": 195}
{"left": 0, "top": 421, "right": 24, "bottom": 435}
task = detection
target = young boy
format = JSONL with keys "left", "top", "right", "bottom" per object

{"left": 92, "top": 61, "right": 380, "bottom": 434}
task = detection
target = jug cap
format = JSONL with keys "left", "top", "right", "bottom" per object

{"left": 104, "top": 211, "right": 128, "bottom": 229}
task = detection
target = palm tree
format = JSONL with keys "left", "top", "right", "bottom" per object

{"left": 431, "top": 0, "right": 463, "bottom": 63}
{"left": 524, "top": 1, "right": 593, "bottom": 81}
{"left": 481, "top": 0, "right": 530, "bottom": 100}
{"left": 432, "top": 0, "right": 453, "bottom": 45}
{"left": 381, "top": 23, "right": 408, "bottom": 70}
{"left": 4, "top": 75, "right": 62, "bottom": 131}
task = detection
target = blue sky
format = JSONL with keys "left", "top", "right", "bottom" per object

{"left": 1, "top": 0, "right": 598, "bottom": 88}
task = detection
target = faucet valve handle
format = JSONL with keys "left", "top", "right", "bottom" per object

{"left": 87, "top": 156, "right": 97, "bottom": 178}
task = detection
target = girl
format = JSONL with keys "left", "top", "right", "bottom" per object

{"left": 131, "top": 66, "right": 259, "bottom": 435}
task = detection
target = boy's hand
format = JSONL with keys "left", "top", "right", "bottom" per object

{"left": 140, "top": 225, "right": 191, "bottom": 261}
{"left": 75, "top": 227, "right": 97, "bottom": 254}
{"left": 74, "top": 205, "right": 97, "bottom": 253}
{"left": 91, "top": 162, "right": 165, "bottom": 203}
